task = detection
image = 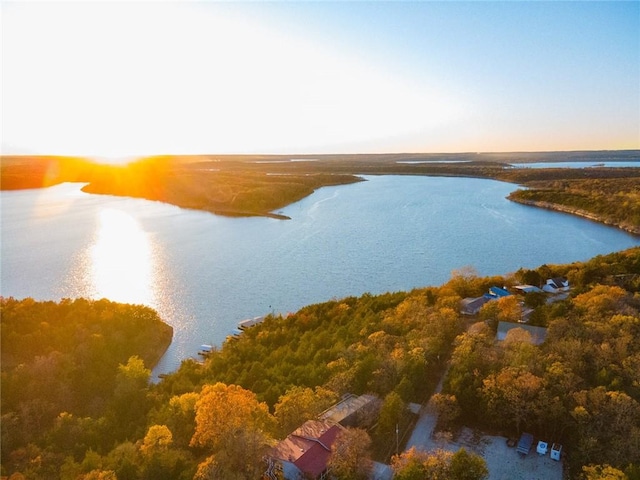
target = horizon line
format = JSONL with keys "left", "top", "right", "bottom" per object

{"left": 1, "top": 148, "right": 639, "bottom": 159}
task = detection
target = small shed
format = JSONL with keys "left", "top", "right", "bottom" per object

{"left": 517, "top": 432, "right": 534, "bottom": 455}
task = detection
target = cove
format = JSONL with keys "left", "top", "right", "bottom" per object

{"left": 1, "top": 175, "right": 638, "bottom": 376}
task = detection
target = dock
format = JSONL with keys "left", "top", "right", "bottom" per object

{"left": 238, "top": 315, "right": 266, "bottom": 330}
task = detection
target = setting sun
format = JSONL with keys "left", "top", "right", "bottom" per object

{"left": 90, "top": 155, "right": 140, "bottom": 165}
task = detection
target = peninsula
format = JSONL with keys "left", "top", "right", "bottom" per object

{"left": 1, "top": 151, "right": 639, "bottom": 232}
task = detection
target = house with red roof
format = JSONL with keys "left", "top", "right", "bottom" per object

{"left": 266, "top": 420, "right": 344, "bottom": 480}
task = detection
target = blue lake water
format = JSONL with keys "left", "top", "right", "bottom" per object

{"left": 1, "top": 175, "right": 638, "bottom": 375}
{"left": 511, "top": 161, "right": 640, "bottom": 168}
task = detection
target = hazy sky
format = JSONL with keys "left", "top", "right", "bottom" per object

{"left": 2, "top": 1, "right": 639, "bottom": 159}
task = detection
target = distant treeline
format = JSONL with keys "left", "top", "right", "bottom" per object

{"left": 2, "top": 153, "right": 639, "bottom": 226}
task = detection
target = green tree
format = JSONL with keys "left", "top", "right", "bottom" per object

{"left": 105, "top": 442, "right": 139, "bottom": 480}
{"left": 449, "top": 448, "right": 489, "bottom": 480}
{"left": 431, "top": 393, "right": 461, "bottom": 430}
{"left": 516, "top": 268, "right": 542, "bottom": 288}
{"left": 108, "top": 356, "right": 151, "bottom": 439}
{"left": 273, "top": 386, "right": 337, "bottom": 436}
{"left": 377, "top": 391, "right": 406, "bottom": 437}
{"left": 523, "top": 291, "right": 546, "bottom": 309}
{"left": 445, "top": 325, "right": 498, "bottom": 413}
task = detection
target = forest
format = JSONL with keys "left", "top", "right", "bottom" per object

{"left": 508, "top": 177, "right": 640, "bottom": 235}
{"left": 1, "top": 247, "right": 639, "bottom": 479}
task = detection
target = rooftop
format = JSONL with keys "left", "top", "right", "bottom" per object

{"left": 318, "top": 393, "right": 378, "bottom": 425}
{"left": 269, "top": 420, "right": 343, "bottom": 478}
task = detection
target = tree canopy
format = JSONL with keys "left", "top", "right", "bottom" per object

{"left": 2, "top": 247, "right": 639, "bottom": 479}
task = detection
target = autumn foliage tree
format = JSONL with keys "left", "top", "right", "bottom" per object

{"left": 273, "top": 386, "right": 338, "bottom": 436}
{"left": 391, "top": 447, "right": 488, "bottom": 480}
{"left": 328, "top": 428, "right": 373, "bottom": 480}
{"left": 442, "top": 248, "right": 640, "bottom": 476}
{"left": 481, "top": 367, "right": 544, "bottom": 433}
{"left": 581, "top": 464, "right": 628, "bottom": 480}
{"left": 190, "top": 383, "right": 274, "bottom": 480}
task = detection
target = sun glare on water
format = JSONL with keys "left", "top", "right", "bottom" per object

{"left": 88, "top": 208, "right": 156, "bottom": 305}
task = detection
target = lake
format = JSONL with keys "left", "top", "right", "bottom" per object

{"left": 2, "top": 175, "right": 638, "bottom": 376}
{"left": 511, "top": 161, "right": 640, "bottom": 168}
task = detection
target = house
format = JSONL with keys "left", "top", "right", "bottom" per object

{"left": 460, "top": 295, "right": 492, "bottom": 315}
{"left": 488, "top": 286, "right": 511, "bottom": 298}
{"left": 460, "top": 286, "right": 512, "bottom": 315}
{"left": 266, "top": 394, "right": 381, "bottom": 479}
{"left": 543, "top": 277, "right": 570, "bottom": 294}
{"left": 496, "top": 321, "right": 547, "bottom": 346}
{"left": 514, "top": 284, "right": 543, "bottom": 294}
{"left": 318, "top": 393, "right": 380, "bottom": 428}
{"left": 267, "top": 420, "right": 344, "bottom": 480}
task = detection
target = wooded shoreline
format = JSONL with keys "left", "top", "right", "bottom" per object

{"left": 508, "top": 197, "right": 640, "bottom": 236}
{"left": 2, "top": 151, "right": 639, "bottom": 232}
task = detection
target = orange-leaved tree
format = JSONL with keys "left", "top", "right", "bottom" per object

{"left": 190, "top": 383, "right": 275, "bottom": 480}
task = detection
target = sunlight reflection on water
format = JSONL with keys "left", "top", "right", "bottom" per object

{"left": 87, "top": 208, "right": 156, "bottom": 305}
{"left": 2, "top": 179, "right": 639, "bottom": 377}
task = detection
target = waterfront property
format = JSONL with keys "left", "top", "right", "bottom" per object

{"left": 267, "top": 420, "right": 343, "bottom": 480}
{"left": 460, "top": 285, "right": 512, "bottom": 316}
{"left": 543, "top": 277, "right": 570, "bottom": 293}
{"left": 2, "top": 177, "right": 636, "bottom": 377}
{"left": 460, "top": 296, "right": 493, "bottom": 315}
{"left": 513, "top": 284, "right": 543, "bottom": 294}
{"left": 266, "top": 393, "right": 381, "bottom": 480}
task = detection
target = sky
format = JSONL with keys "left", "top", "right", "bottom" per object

{"left": 1, "top": 1, "right": 639, "bottom": 159}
